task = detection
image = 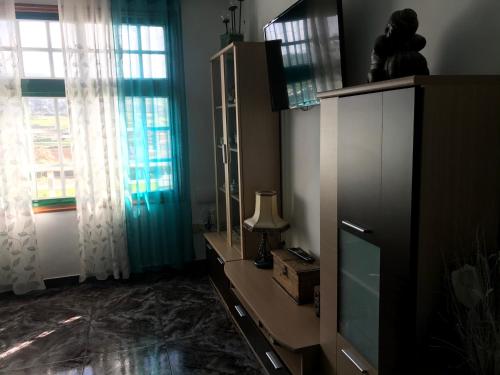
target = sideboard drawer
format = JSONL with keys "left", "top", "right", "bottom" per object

{"left": 224, "top": 286, "right": 291, "bottom": 375}
{"left": 206, "top": 241, "right": 229, "bottom": 294}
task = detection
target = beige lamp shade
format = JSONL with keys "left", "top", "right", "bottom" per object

{"left": 243, "top": 191, "right": 289, "bottom": 232}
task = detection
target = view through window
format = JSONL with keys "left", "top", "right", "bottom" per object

{"left": 119, "top": 24, "right": 173, "bottom": 193}
{"left": 16, "top": 12, "right": 174, "bottom": 199}
{"left": 17, "top": 15, "right": 74, "bottom": 200}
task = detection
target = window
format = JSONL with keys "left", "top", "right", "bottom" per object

{"left": 119, "top": 25, "right": 167, "bottom": 79}
{"left": 18, "top": 19, "right": 64, "bottom": 78}
{"left": 15, "top": 6, "right": 75, "bottom": 205}
{"left": 125, "top": 97, "right": 172, "bottom": 193}
{"left": 118, "top": 24, "right": 173, "bottom": 194}
{"left": 24, "top": 97, "right": 74, "bottom": 199}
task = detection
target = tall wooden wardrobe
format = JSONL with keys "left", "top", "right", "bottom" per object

{"left": 319, "top": 76, "right": 500, "bottom": 374}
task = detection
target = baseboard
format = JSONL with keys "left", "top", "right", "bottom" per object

{"left": 41, "top": 260, "right": 208, "bottom": 289}
{"left": 44, "top": 275, "right": 80, "bottom": 289}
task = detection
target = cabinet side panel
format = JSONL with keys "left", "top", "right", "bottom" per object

{"left": 417, "top": 84, "right": 500, "bottom": 361}
{"left": 320, "top": 97, "right": 339, "bottom": 375}
{"left": 235, "top": 44, "right": 281, "bottom": 259}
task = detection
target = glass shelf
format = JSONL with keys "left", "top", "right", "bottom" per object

{"left": 215, "top": 103, "right": 236, "bottom": 110}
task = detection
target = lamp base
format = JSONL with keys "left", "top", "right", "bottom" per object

{"left": 254, "top": 256, "right": 273, "bottom": 269}
{"left": 254, "top": 232, "right": 273, "bottom": 269}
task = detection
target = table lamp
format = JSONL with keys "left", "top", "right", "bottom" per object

{"left": 243, "top": 190, "right": 289, "bottom": 269}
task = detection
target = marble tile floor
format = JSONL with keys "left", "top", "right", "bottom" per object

{"left": 0, "top": 271, "right": 264, "bottom": 375}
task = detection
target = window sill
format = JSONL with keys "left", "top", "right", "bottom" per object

{"left": 33, "top": 204, "right": 76, "bottom": 214}
{"left": 32, "top": 198, "right": 77, "bottom": 214}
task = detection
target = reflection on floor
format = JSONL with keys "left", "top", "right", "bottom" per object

{"left": 0, "top": 271, "right": 264, "bottom": 374}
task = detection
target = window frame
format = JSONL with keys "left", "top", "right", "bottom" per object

{"left": 15, "top": 5, "right": 76, "bottom": 213}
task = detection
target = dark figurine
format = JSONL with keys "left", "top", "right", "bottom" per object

{"left": 368, "top": 8, "right": 429, "bottom": 82}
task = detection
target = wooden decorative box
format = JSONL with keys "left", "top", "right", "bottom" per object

{"left": 271, "top": 249, "right": 320, "bottom": 305}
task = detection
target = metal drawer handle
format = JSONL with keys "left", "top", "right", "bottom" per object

{"left": 341, "top": 349, "right": 367, "bottom": 374}
{"left": 217, "top": 256, "right": 224, "bottom": 265}
{"left": 234, "top": 305, "right": 246, "bottom": 318}
{"left": 341, "top": 220, "right": 370, "bottom": 233}
{"left": 265, "top": 351, "right": 283, "bottom": 370}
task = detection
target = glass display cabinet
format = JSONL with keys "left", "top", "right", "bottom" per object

{"left": 210, "top": 42, "right": 281, "bottom": 260}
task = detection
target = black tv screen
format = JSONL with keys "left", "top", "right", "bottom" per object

{"left": 264, "top": 0, "right": 344, "bottom": 109}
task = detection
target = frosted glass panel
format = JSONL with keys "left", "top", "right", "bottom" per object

{"left": 49, "top": 21, "right": 62, "bottom": 48}
{"left": 339, "top": 229, "right": 380, "bottom": 368}
{"left": 123, "top": 53, "right": 140, "bottom": 78}
{"left": 140, "top": 26, "right": 165, "bottom": 51}
{"left": 23, "top": 51, "right": 51, "bottom": 78}
{"left": 53, "top": 52, "right": 65, "bottom": 78}
{"left": 19, "top": 20, "right": 47, "bottom": 48}
{"left": 142, "top": 54, "right": 166, "bottom": 78}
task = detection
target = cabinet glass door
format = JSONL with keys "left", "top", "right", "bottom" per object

{"left": 212, "top": 57, "right": 227, "bottom": 238}
{"left": 339, "top": 229, "right": 380, "bottom": 368}
{"left": 222, "top": 49, "right": 241, "bottom": 250}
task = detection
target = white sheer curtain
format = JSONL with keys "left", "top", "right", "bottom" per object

{"left": 59, "top": 0, "right": 129, "bottom": 281}
{"left": 0, "top": 0, "right": 45, "bottom": 294}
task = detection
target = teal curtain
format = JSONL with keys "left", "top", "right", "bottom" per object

{"left": 111, "top": 0, "right": 193, "bottom": 272}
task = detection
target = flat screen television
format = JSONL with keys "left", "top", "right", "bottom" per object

{"left": 264, "top": 0, "right": 345, "bottom": 110}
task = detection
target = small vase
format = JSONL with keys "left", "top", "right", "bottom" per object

{"left": 220, "top": 33, "right": 244, "bottom": 48}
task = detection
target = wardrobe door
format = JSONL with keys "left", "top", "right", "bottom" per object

{"left": 378, "top": 87, "right": 416, "bottom": 372}
{"left": 338, "top": 92, "right": 383, "bottom": 372}
{"left": 338, "top": 92, "right": 382, "bottom": 240}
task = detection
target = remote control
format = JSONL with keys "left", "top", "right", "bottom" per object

{"left": 287, "top": 247, "right": 315, "bottom": 263}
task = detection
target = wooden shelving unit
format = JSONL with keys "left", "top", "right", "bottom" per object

{"left": 210, "top": 42, "right": 280, "bottom": 261}
{"left": 206, "top": 42, "right": 318, "bottom": 375}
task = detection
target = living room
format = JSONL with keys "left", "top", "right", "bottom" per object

{"left": 0, "top": 0, "right": 499, "bottom": 374}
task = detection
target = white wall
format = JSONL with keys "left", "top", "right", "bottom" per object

{"left": 342, "top": 0, "right": 500, "bottom": 85}
{"left": 35, "top": 211, "right": 79, "bottom": 279}
{"left": 182, "top": 0, "right": 233, "bottom": 259}
{"left": 281, "top": 107, "right": 321, "bottom": 257}
{"left": 245, "top": 0, "right": 500, "bottom": 257}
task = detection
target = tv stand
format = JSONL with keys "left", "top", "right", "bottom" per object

{"left": 205, "top": 232, "right": 320, "bottom": 375}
